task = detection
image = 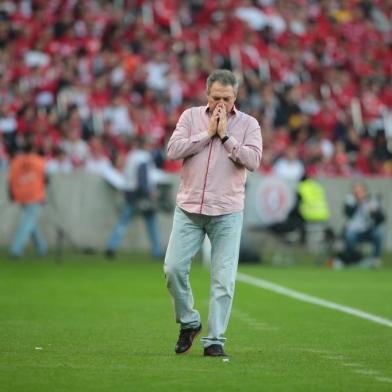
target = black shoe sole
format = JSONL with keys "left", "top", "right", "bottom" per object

{"left": 203, "top": 345, "right": 228, "bottom": 357}
{"left": 204, "top": 352, "right": 228, "bottom": 357}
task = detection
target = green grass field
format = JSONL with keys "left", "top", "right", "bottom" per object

{"left": 1, "top": 251, "right": 392, "bottom": 391}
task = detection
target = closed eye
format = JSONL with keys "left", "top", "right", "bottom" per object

{"left": 213, "top": 97, "right": 232, "bottom": 102}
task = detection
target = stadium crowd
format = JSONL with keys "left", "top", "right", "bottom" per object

{"left": 0, "top": 0, "right": 391, "bottom": 178}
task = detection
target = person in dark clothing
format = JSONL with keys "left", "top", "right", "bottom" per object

{"left": 105, "top": 136, "right": 163, "bottom": 259}
{"left": 336, "top": 182, "right": 385, "bottom": 268}
{"left": 269, "top": 174, "right": 330, "bottom": 245}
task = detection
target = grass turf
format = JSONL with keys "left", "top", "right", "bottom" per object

{"left": 1, "top": 251, "right": 391, "bottom": 391}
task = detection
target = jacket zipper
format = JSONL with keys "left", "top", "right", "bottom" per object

{"left": 200, "top": 140, "right": 213, "bottom": 213}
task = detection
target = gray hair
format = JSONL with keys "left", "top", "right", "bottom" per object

{"left": 206, "top": 69, "right": 239, "bottom": 95}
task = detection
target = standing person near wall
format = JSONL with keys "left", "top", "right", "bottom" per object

{"left": 105, "top": 136, "right": 163, "bottom": 259}
{"left": 8, "top": 135, "right": 48, "bottom": 258}
{"left": 297, "top": 174, "right": 330, "bottom": 243}
{"left": 268, "top": 173, "right": 330, "bottom": 244}
{"left": 164, "top": 69, "right": 263, "bottom": 358}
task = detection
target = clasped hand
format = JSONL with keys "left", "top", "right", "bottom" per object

{"left": 208, "top": 103, "right": 227, "bottom": 139}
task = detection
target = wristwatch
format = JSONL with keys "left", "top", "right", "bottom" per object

{"left": 221, "top": 134, "right": 229, "bottom": 144}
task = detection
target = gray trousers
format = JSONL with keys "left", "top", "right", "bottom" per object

{"left": 164, "top": 207, "right": 243, "bottom": 348}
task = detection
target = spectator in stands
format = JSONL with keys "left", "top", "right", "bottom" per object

{"left": 354, "top": 138, "right": 378, "bottom": 175}
{"left": 103, "top": 94, "right": 135, "bottom": 137}
{"left": 336, "top": 181, "right": 386, "bottom": 268}
{"left": 8, "top": 135, "right": 48, "bottom": 258}
{"left": 273, "top": 145, "right": 305, "bottom": 183}
{"left": 0, "top": 106, "right": 17, "bottom": 157}
{"left": 0, "top": 0, "right": 390, "bottom": 178}
{"left": 259, "top": 149, "right": 274, "bottom": 175}
{"left": 84, "top": 135, "right": 111, "bottom": 175}
{"left": 46, "top": 146, "right": 73, "bottom": 175}
{"left": 60, "top": 126, "right": 89, "bottom": 169}
{"left": 105, "top": 136, "right": 163, "bottom": 260}
{"left": 373, "top": 131, "right": 392, "bottom": 175}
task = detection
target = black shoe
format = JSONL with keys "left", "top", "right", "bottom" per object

{"left": 175, "top": 324, "right": 202, "bottom": 354}
{"left": 204, "top": 344, "right": 227, "bottom": 357}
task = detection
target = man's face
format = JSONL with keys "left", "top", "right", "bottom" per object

{"left": 352, "top": 183, "right": 367, "bottom": 201}
{"left": 207, "top": 82, "right": 236, "bottom": 113}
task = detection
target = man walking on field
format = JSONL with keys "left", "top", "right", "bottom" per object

{"left": 164, "top": 69, "right": 263, "bottom": 357}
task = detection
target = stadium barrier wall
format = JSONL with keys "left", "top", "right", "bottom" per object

{"left": 0, "top": 172, "right": 391, "bottom": 252}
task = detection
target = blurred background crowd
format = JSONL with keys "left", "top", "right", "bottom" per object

{"left": 0, "top": 0, "right": 391, "bottom": 179}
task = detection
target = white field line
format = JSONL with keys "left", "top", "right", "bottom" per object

{"left": 319, "top": 351, "right": 390, "bottom": 385}
{"left": 236, "top": 272, "right": 392, "bottom": 328}
{"left": 340, "top": 363, "right": 363, "bottom": 368}
{"left": 232, "top": 309, "right": 280, "bottom": 331}
{"left": 297, "top": 349, "right": 391, "bottom": 385}
{"left": 375, "top": 377, "right": 392, "bottom": 383}
{"left": 353, "top": 369, "right": 380, "bottom": 376}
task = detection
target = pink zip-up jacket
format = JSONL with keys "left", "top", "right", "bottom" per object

{"left": 167, "top": 106, "right": 262, "bottom": 215}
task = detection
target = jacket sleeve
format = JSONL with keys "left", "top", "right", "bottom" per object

{"left": 167, "top": 109, "right": 211, "bottom": 160}
{"left": 344, "top": 203, "right": 357, "bottom": 217}
{"left": 223, "top": 118, "right": 263, "bottom": 171}
{"left": 370, "top": 197, "right": 386, "bottom": 225}
{"left": 344, "top": 194, "right": 357, "bottom": 217}
{"left": 136, "top": 162, "right": 150, "bottom": 197}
